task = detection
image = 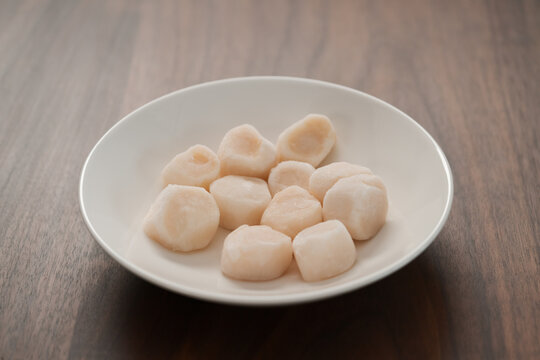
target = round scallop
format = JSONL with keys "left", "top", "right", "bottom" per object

{"left": 309, "top": 162, "right": 372, "bottom": 202}
{"left": 261, "top": 185, "right": 322, "bottom": 238}
{"left": 161, "top": 144, "right": 220, "bottom": 189}
{"left": 276, "top": 114, "right": 336, "bottom": 167}
{"left": 267, "top": 160, "right": 315, "bottom": 196}
{"left": 210, "top": 175, "right": 271, "bottom": 230}
{"left": 217, "top": 124, "right": 277, "bottom": 178}
{"left": 293, "top": 220, "right": 356, "bottom": 282}
{"left": 143, "top": 185, "right": 220, "bottom": 252}
{"left": 221, "top": 225, "right": 293, "bottom": 281}
{"left": 323, "top": 174, "right": 388, "bottom": 240}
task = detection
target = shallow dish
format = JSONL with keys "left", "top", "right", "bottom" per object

{"left": 79, "top": 76, "right": 453, "bottom": 305}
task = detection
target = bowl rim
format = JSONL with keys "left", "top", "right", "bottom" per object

{"left": 79, "top": 76, "right": 454, "bottom": 306}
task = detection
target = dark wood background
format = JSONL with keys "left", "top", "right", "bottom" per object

{"left": 1, "top": 0, "right": 538, "bottom": 358}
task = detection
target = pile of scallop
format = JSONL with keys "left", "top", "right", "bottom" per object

{"left": 143, "top": 114, "right": 388, "bottom": 282}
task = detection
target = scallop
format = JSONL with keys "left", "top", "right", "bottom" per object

{"left": 161, "top": 144, "right": 220, "bottom": 189}
{"left": 267, "top": 160, "right": 315, "bottom": 196}
{"left": 293, "top": 220, "right": 356, "bottom": 282}
{"left": 210, "top": 175, "right": 271, "bottom": 230}
{"left": 143, "top": 185, "right": 220, "bottom": 252}
{"left": 221, "top": 225, "right": 293, "bottom": 281}
{"left": 276, "top": 114, "right": 336, "bottom": 167}
{"left": 260, "top": 185, "right": 322, "bottom": 238}
{"left": 323, "top": 174, "right": 388, "bottom": 240}
{"left": 217, "top": 124, "right": 277, "bottom": 178}
{"left": 309, "top": 162, "right": 372, "bottom": 202}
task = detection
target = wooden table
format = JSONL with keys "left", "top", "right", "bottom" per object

{"left": 1, "top": 0, "right": 538, "bottom": 358}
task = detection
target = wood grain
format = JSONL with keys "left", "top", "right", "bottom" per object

{"left": 0, "top": 0, "right": 538, "bottom": 358}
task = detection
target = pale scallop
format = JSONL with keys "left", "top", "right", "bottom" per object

{"left": 260, "top": 185, "right": 322, "bottom": 238}
{"left": 276, "top": 114, "right": 336, "bottom": 167}
{"left": 210, "top": 175, "right": 271, "bottom": 230}
{"left": 293, "top": 220, "right": 356, "bottom": 282}
{"left": 323, "top": 174, "right": 388, "bottom": 240}
{"left": 161, "top": 144, "right": 220, "bottom": 189}
{"left": 217, "top": 124, "right": 277, "bottom": 178}
{"left": 143, "top": 185, "right": 220, "bottom": 252}
{"left": 309, "top": 162, "right": 372, "bottom": 202}
{"left": 267, "top": 160, "right": 315, "bottom": 196}
{"left": 221, "top": 225, "right": 293, "bottom": 281}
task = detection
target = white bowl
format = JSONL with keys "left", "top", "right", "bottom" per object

{"left": 79, "top": 77, "right": 453, "bottom": 306}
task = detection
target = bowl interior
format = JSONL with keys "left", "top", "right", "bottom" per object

{"left": 80, "top": 77, "right": 452, "bottom": 305}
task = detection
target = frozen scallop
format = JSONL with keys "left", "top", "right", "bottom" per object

{"left": 161, "top": 144, "right": 220, "bottom": 189}
{"left": 221, "top": 225, "right": 293, "bottom": 281}
{"left": 143, "top": 185, "right": 220, "bottom": 252}
{"left": 267, "top": 160, "right": 315, "bottom": 196}
{"left": 323, "top": 174, "right": 388, "bottom": 240}
{"left": 210, "top": 175, "right": 271, "bottom": 230}
{"left": 309, "top": 162, "right": 372, "bottom": 202}
{"left": 261, "top": 185, "right": 322, "bottom": 238}
{"left": 293, "top": 220, "right": 356, "bottom": 282}
{"left": 276, "top": 114, "right": 336, "bottom": 167}
{"left": 217, "top": 124, "right": 277, "bottom": 178}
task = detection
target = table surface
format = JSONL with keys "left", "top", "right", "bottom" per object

{"left": 1, "top": 0, "right": 539, "bottom": 358}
